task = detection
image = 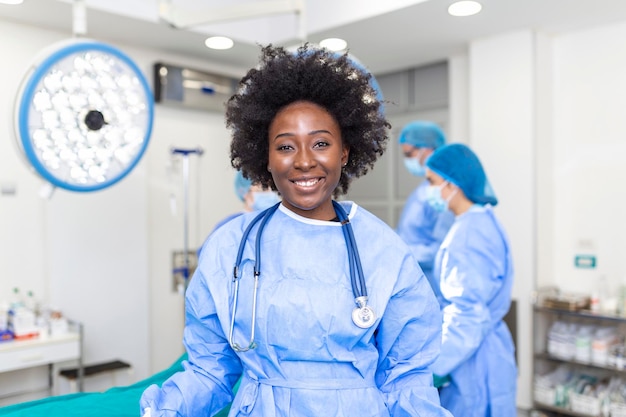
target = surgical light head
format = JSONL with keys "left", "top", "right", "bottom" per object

{"left": 426, "top": 143, "right": 497, "bottom": 206}
{"left": 14, "top": 39, "right": 154, "bottom": 192}
{"left": 398, "top": 121, "right": 445, "bottom": 149}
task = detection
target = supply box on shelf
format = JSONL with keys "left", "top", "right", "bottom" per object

{"left": 534, "top": 286, "right": 591, "bottom": 312}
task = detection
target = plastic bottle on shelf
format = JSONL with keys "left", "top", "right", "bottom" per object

{"left": 575, "top": 325, "right": 594, "bottom": 363}
{"left": 548, "top": 321, "right": 571, "bottom": 359}
{"left": 9, "top": 287, "right": 24, "bottom": 312}
{"left": 591, "top": 291, "right": 601, "bottom": 313}
{"left": 618, "top": 278, "right": 626, "bottom": 317}
{"left": 598, "top": 275, "right": 615, "bottom": 314}
{"left": 0, "top": 301, "right": 8, "bottom": 332}
{"left": 24, "top": 290, "right": 40, "bottom": 316}
{"left": 547, "top": 321, "right": 561, "bottom": 357}
{"left": 591, "top": 327, "right": 618, "bottom": 366}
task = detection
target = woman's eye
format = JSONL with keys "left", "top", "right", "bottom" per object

{"left": 277, "top": 144, "right": 292, "bottom": 151}
{"left": 314, "top": 141, "right": 329, "bottom": 148}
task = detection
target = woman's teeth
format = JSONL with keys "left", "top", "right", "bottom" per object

{"left": 294, "top": 178, "right": 319, "bottom": 187}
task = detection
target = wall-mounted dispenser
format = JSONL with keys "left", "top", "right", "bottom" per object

{"left": 153, "top": 62, "right": 239, "bottom": 112}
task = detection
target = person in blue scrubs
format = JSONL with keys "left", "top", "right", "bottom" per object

{"left": 213, "top": 171, "right": 281, "bottom": 232}
{"left": 199, "top": 171, "right": 281, "bottom": 258}
{"left": 140, "top": 45, "right": 451, "bottom": 417}
{"left": 396, "top": 121, "right": 454, "bottom": 301}
{"left": 424, "top": 143, "right": 517, "bottom": 417}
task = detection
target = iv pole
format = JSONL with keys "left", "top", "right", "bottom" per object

{"left": 171, "top": 147, "right": 204, "bottom": 293}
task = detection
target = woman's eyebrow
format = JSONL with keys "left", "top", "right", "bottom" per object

{"left": 272, "top": 129, "right": 333, "bottom": 141}
{"left": 308, "top": 129, "right": 332, "bottom": 136}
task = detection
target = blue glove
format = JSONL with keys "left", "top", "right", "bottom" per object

{"left": 433, "top": 374, "right": 451, "bottom": 388}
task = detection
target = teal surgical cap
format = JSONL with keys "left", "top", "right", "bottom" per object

{"left": 426, "top": 143, "right": 498, "bottom": 206}
{"left": 398, "top": 121, "right": 446, "bottom": 149}
{"left": 234, "top": 171, "right": 252, "bottom": 201}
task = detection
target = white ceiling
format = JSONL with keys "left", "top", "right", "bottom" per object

{"left": 2, "top": 0, "right": 626, "bottom": 75}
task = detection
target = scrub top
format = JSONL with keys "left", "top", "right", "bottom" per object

{"left": 431, "top": 205, "right": 517, "bottom": 417}
{"left": 141, "top": 202, "right": 452, "bottom": 417}
{"left": 396, "top": 181, "right": 455, "bottom": 300}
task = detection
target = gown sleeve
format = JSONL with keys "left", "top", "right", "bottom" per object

{"left": 139, "top": 263, "right": 242, "bottom": 417}
{"left": 396, "top": 184, "right": 454, "bottom": 270}
{"left": 429, "top": 218, "right": 504, "bottom": 377}
{"left": 375, "top": 253, "right": 453, "bottom": 417}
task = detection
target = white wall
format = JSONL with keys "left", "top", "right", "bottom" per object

{"left": 448, "top": 54, "right": 469, "bottom": 144}
{"left": 466, "top": 30, "right": 537, "bottom": 409}
{"left": 0, "top": 20, "right": 246, "bottom": 403}
{"left": 552, "top": 21, "right": 626, "bottom": 295}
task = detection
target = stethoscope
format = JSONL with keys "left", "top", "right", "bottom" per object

{"left": 228, "top": 200, "right": 376, "bottom": 353}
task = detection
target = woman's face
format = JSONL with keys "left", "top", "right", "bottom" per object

{"left": 267, "top": 101, "right": 349, "bottom": 220}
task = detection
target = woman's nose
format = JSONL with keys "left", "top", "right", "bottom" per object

{"left": 293, "top": 148, "right": 316, "bottom": 170}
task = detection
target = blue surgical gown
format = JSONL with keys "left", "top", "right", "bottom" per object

{"left": 141, "top": 202, "right": 452, "bottom": 417}
{"left": 396, "top": 182, "right": 454, "bottom": 301}
{"left": 430, "top": 205, "right": 517, "bottom": 417}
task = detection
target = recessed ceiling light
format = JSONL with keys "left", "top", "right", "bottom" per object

{"left": 448, "top": 1, "right": 482, "bottom": 17}
{"left": 0, "top": 0, "right": 24, "bottom": 4}
{"left": 204, "top": 36, "right": 234, "bottom": 50}
{"left": 320, "top": 38, "right": 348, "bottom": 52}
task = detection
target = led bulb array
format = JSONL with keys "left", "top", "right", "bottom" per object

{"left": 15, "top": 41, "right": 154, "bottom": 192}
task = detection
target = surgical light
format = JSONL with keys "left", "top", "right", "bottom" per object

{"left": 448, "top": 1, "right": 482, "bottom": 17}
{"left": 14, "top": 40, "right": 154, "bottom": 192}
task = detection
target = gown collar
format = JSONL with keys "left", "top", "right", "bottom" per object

{"left": 278, "top": 201, "right": 358, "bottom": 226}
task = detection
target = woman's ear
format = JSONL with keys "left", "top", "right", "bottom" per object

{"left": 341, "top": 145, "right": 350, "bottom": 167}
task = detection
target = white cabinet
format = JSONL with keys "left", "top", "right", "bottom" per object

{"left": 0, "top": 323, "right": 83, "bottom": 400}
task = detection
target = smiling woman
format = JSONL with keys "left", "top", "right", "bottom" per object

{"left": 228, "top": 45, "right": 388, "bottom": 198}
{"left": 139, "top": 44, "right": 453, "bottom": 417}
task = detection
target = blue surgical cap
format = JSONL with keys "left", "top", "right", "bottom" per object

{"left": 234, "top": 171, "right": 252, "bottom": 201}
{"left": 398, "top": 121, "right": 446, "bottom": 149}
{"left": 426, "top": 143, "right": 498, "bottom": 206}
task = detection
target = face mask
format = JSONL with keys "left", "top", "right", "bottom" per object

{"left": 403, "top": 157, "right": 426, "bottom": 177}
{"left": 251, "top": 191, "right": 280, "bottom": 211}
{"left": 425, "top": 182, "right": 455, "bottom": 212}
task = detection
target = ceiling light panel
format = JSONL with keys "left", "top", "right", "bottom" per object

{"left": 448, "top": 1, "right": 482, "bottom": 17}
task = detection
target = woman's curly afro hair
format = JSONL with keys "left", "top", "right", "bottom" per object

{"left": 226, "top": 44, "right": 390, "bottom": 196}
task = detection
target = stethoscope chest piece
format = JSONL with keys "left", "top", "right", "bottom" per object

{"left": 352, "top": 296, "right": 376, "bottom": 329}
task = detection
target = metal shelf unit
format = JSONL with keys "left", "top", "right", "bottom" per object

{"left": 533, "top": 305, "right": 626, "bottom": 417}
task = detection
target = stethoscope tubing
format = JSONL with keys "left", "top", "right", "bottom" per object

{"left": 230, "top": 203, "right": 280, "bottom": 352}
{"left": 332, "top": 200, "right": 368, "bottom": 299}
